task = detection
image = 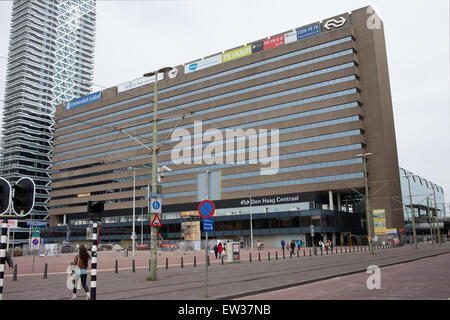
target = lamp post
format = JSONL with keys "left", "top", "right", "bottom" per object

{"left": 431, "top": 184, "right": 442, "bottom": 246}
{"left": 404, "top": 174, "right": 418, "bottom": 249}
{"left": 249, "top": 193, "right": 253, "bottom": 249}
{"left": 143, "top": 67, "right": 173, "bottom": 281}
{"left": 356, "top": 153, "right": 374, "bottom": 254}
{"left": 132, "top": 169, "right": 135, "bottom": 258}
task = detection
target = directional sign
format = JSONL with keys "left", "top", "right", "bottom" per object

{"left": 150, "top": 214, "right": 162, "bottom": 228}
{"left": 150, "top": 198, "right": 162, "bottom": 214}
{"left": 32, "top": 227, "right": 40, "bottom": 237}
{"left": 203, "top": 218, "right": 214, "bottom": 232}
{"left": 198, "top": 200, "right": 215, "bottom": 219}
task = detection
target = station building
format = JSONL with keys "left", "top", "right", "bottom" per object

{"left": 43, "top": 6, "right": 406, "bottom": 247}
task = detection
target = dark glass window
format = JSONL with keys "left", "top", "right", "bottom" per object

{"left": 301, "top": 216, "right": 311, "bottom": 227}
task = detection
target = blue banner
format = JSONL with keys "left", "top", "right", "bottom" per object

{"left": 203, "top": 218, "right": 214, "bottom": 232}
{"left": 26, "top": 221, "right": 48, "bottom": 227}
{"left": 297, "top": 23, "right": 321, "bottom": 40}
{"left": 65, "top": 91, "right": 101, "bottom": 111}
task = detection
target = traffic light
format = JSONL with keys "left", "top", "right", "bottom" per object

{"left": 12, "top": 177, "right": 35, "bottom": 216}
{"left": 88, "top": 201, "right": 104, "bottom": 220}
{"left": 0, "top": 177, "right": 12, "bottom": 215}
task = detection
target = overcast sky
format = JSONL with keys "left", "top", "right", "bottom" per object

{"left": 0, "top": 0, "right": 449, "bottom": 207}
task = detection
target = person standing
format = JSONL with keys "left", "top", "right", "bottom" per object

{"left": 218, "top": 242, "right": 223, "bottom": 259}
{"left": 281, "top": 239, "right": 285, "bottom": 252}
{"left": 290, "top": 240, "right": 296, "bottom": 256}
{"left": 71, "top": 244, "right": 91, "bottom": 300}
{"left": 213, "top": 243, "right": 218, "bottom": 259}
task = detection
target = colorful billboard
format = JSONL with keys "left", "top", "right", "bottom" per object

{"left": 263, "top": 35, "right": 284, "bottom": 50}
{"left": 185, "top": 54, "right": 222, "bottom": 74}
{"left": 373, "top": 209, "right": 387, "bottom": 235}
{"left": 297, "top": 23, "right": 321, "bottom": 40}
{"left": 222, "top": 45, "right": 252, "bottom": 63}
{"left": 251, "top": 41, "right": 264, "bottom": 53}
{"left": 65, "top": 91, "right": 101, "bottom": 111}
{"left": 284, "top": 31, "right": 297, "bottom": 44}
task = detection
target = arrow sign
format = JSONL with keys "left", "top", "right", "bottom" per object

{"left": 198, "top": 200, "right": 215, "bottom": 219}
{"left": 151, "top": 214, "right": 162, "bottom": 228}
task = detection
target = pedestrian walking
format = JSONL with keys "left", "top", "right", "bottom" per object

{"left": 213, "top": 243, "right": 218, "bottom": 259}
{"left": 71, "top": 244, "right": 91, "bottom": 300}
{"left": 297, "top": 240, "right": 301, "bottom": 249}
{"left": 5, "top": 251, "right": 14, "bottom": 269}
{"left": 218, "top": 242, "right": 223, "bottom": 259}
{"left": 256, "top": 240, "right": 261, "bottom": 251}
{"left": 281, "top": 239, "right": 285, "bottom": 252}
{"left": 290, "top": 240, "right": 295, "bottom": 256}
{"left": 319, "top": 240, "right": 325, "bottom": 251}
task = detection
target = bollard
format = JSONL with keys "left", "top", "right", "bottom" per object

{"left": 148, "top": 259, "right": 151, "bottom": 272}
{"left": 221, "top": 255, "right": 224, "bottom": 265}
{"left": 43, "top": 263, "right": 48, "bottom": 279}
{"left": 303, "top": 250, "right": 306, "bottom": 257}
{"left": 165, "top": 257, "right": 168, "bottom": 269}
{"left": 115, "top": 260, "right": 118, "bottom": 274}
{"left": 132, "top": 259, "right": 135, "bottom": 273}
{"left": 249, "top": 253, "right": 252, "bottom": 262}
{"left": 275, "top": 251, "right": 278, "bottom": 260}
{"left": 258, "top": 252, "right": 261, "bottom": 262}
{"left": 13, "top": 264, "right": 18, "bottom": 281}
{"left": 207, "top": 255, "right": 210, "bottom": 267}
{"left": 340, "top": 246, "right": 343, "bottom": 254}
{"left": 181, "top": 257, "right": 184, "bottom": 268}
{"left": 268, "top": 252, "right": 271, "bottom": 261}
{"left": 345, "top": 247, "right": 347, "bottom": 253}
{"left": 297, "top": 249, "right": 299, "bottom": 258}
{"left": 283, "top": 250, "right": 285, "bottom": 259}
{"left": 194, "top": 256, "right": 197, "bottom": 268}
{"left": 320, "top": 248, "right": 323, "bottom": 256}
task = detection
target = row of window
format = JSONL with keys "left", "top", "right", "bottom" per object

{"left": 56, "top": 36, "right": 353, "bottom": 125}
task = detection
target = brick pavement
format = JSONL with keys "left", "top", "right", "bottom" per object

{"left": 1, "top": 243, "right": 448, "bottom": 300}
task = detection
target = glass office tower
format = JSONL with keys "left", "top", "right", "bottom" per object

{"left": 0, "top": 0, "right": 96, "bottom": 235}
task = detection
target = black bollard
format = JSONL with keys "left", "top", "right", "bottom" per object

{"left": 43, "top": 263, "right": 48, "bottom": 279}
{"left": 194, "top": 256, "right": 197, "bottom": 267}
{"left": 303, "top": 250, "right": 306, "bottom": 257}
{"left": 297, "top": 249, "right": 299, "bottom": 258}
{"left": 13, "top": 264, "right": 18, "bottom": 281}
{"left": 132, "top": 259, "right": 135, "bottom": 273}
{"left": 207, "top": 255, "right": 210, "bottom": 267}
{"left": 275, "top": 251, "right": 278, "bottom": 260}
{"left": 283, "top": 250, "right": 285, "bottom": 259}
{"left": 340, "top": 246, "right": 343, "bottom": 254}
{"left": 221, "top": 255, "right": 224, "bottom": 265}
{"left": 268, "top": 252, "right": 271, "bottom": 261}
{"left": 165, "top": 257, "right": 168, "bottom": 269}
{"left": 320, "top": 248, "right": 323, "bottom": 256}
{"left": 345, "top": 247, "right": 347, "bottom": 253}
{"left": 181, "top": 257, "right": 184, "bottom": 268}
{"left": 258, "top": 252, "right": 261, "bottom": 261}
{"left": 249, "top": 253, "right": 252, "bottom": 262}
{"left": 115, "top": 260, "right": 118, "bottom": 274}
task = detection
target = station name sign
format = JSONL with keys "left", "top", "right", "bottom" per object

{"left": 65, "top": 91, "right": 101, "bottom": 111}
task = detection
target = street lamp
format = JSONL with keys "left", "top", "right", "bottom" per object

{"left": 430, "top": 183, "right": 442, "bottom": 246}
{"left": 249, "top": 193, "right": 253, "bottom": 249}
{"left": 143, "top": 67, "right": 173, "bottom": 281}
{"left": 404, "top": 173, "right": 418, "bottom": 249}
{"left": 356, "top": 153, "right": 374, "bottom": 254}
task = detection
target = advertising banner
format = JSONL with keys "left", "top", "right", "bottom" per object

{"left": 117, "top": 74, "right": 164, "bottom": 93}
{"left": 65, "top": 91, "right": 101, "bottom": 111}
{"left": 251, "top": 41, "right": 264, "bottom": 53}
{"left": 222, "top": 45, "right": 252, "bottom": 63}
{"left": 185, "top": 54, "right": 222, "bottom": 74}
{"left": 284, "top": 31, "right": 297, "bottom": 45}
{"left": 263, "top": 35, "right": 284, "bottom": 50}
{"left": 297, "top": 23, "right": 321, "bottom": 40}
{"left": 373, "top": 209, "right": 387, "bottom": 235}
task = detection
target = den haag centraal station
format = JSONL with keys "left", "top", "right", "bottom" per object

{"left": 44, "top": 6, "right": 405, "bottom": 248}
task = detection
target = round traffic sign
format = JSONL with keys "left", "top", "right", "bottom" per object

{"left": 32, "top": 239, "right": 39, "bottom": 246}
{"left": 152, "top": 201, "right": 160, "bottom": 210}
{"left": 198, "top": 200, "right": 215, "bottom": 219}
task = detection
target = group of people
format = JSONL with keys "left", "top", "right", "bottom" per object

{"left": 280, "top": 239, "right": 304, "bottom": 256}
{"left": 318, "top": 239, "right": 333, "bottom": 252}
{"left": 213, "top": 242, "right": 224, "bottom": 259}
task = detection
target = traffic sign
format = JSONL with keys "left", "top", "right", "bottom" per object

{"left": 198, "top": 200, "right": 215, "bottom": 219}
{"left": 32, "top": 226, "right": 40, "bottom": 237}
{"left": 203, "top": 218, "right": 214, "bottom": 232}
{"left": 31, "top": 236, "right": 40, "bottom": 248}
{"left": 150, "top": 198, "right": 162, "bottom": 214}
{"left": 151, "top": 214, "right": 162, "bottom": 228}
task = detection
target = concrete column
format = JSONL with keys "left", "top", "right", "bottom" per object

{"left": 63, "top": 214, "right": 67, "bottom": 225}
{"left": 328, "top": 191, "right": 334, "bottom": 211}
{"left": 332, "top": 233, "right": 336, "bottom": 247}
{"left": 337, "top": 193, "right": 342, "bottom": 212}
{"left": 323, "top": 233, "right": 328, "bottom": 242}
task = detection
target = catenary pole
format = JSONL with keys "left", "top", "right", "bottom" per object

{"left": 90, "top": 222, "right": 98, "bottom": 300}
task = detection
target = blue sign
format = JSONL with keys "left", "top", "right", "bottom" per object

{"left": 297, "top": 23, "right": 321, "bottom": 40}
{"left": 189, "top": 63, "right": 198, "bottom": 71}
{"left": 65, "top": 91, "right": 101, "bottom": 111}
{"left": 26, "top": 221, "right": 48, "bottom": 227}
{"left": 152, "top": 201, "right": 161, "bottom": 210}
{"left": 203, "top": 218, "right": 214, "bottom": 232}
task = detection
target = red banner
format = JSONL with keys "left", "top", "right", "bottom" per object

{"left": 263, "top": 35, "right": 285, "bottom": 50}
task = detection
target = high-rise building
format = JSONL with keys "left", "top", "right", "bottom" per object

{"left": 46, "top": 6, "right": 406, "bottom": 247}
{"left": 0, "top": 0, "right": 96, "bottom": 234}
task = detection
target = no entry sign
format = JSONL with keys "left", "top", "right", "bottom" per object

{"left": 198, "top": 200, "right": 215, "bottom": 219}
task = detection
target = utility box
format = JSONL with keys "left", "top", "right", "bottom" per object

{"left": 226, "top": 242, "right": 240, "bottom": 263}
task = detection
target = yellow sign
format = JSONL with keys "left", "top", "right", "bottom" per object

{"left": 373, "top": 209, "right": 386, "bottom": 235}
{"left": 222, "top": 45, "right": 252, "bottom": 63}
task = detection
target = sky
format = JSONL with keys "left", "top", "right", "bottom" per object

{"left": 0, "top": 0, "right": 449, "bottom": 207}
